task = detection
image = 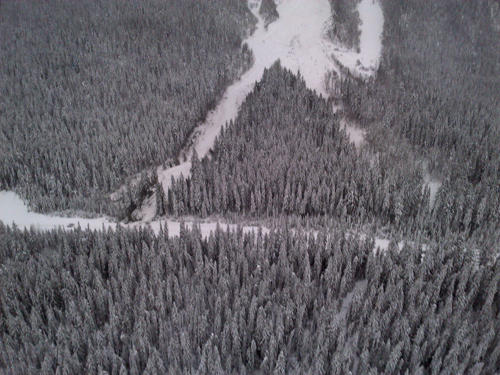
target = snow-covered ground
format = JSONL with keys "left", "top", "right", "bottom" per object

{"left": 0, "top": 0, "right": 385, "bottom": 237}
{"left": 146, "top": 0, "right": 384, "bottom": 220}
{"left": 332, "top": 0, "right": 384, "bottom": 78}
{"left": 340, "top": 118, "right": 366, "bottom": 148}
{"left": 0, "top": 191, "right": 117, "bottom": 232}
{"left": 424, "top": 174, "right": 442, "bottom": 208}
{"left": 0, "top": 191, "right": 268, "bottom": 237}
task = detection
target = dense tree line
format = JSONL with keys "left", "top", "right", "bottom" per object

{"left": 1, "top": 221, "right": 499, "bottom": 374}
{"left": 328, "top": 0, "right": 361, "bottom": 51}
{"left": 0, "top": 0, "right": 255, "bottom": 215}
{"left": 259, "top": 0, "right": 279, "bottom": 28}
{"left": 164, "top": 63, "right": 430, "bottom": 231}
{"left": 337, "top": 0, "right": 500, "bottom": 240}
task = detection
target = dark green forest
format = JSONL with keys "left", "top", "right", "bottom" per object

{"left": 0, "top": 0, "right": 255, "bottom": 214}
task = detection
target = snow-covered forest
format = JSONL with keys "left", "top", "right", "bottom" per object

{"left": 2, "top": 223, "right": 500, "bottom": 374}
{"left": 1, "top": 0, "right": 500, "bottom": 373}
{"left": 0, "top": 0, "right": 255, "bottom": 214}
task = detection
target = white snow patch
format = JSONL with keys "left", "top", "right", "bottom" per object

{"left": 373, "top": 238, "right": 404, "bottom": 255}
{"left": 341, "top": 118, "right": 366, "bottom": 148}
{"left": 0, "top": 191, "right": 117, "bottom": 231}
{"left": 331, "top": 0, "right": 384, "bottom": 78}
{"left": 172, "top": 0, "right": 342, "bottom": 161}
{"left": 424, "top": 174, "right": 442, "bottom": 208}
{"left": 0, "top": 191, "right": 266, "bottom": 238}
{"left": 374, "top": 238, "right": 391, "bottom": 252}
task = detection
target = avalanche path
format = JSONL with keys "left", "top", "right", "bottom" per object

{"left": 145, "top": 0, "right": 384, "bottom": 222}
{"left": 152, "top": 0, "right": 340, "bottom": 223}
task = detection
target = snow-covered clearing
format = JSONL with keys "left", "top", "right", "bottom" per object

{"left": 340, "top": 118, "right": 366, "bottom": 148}
{"left": 373, "top": 238, "right": 405, "bottom": 254}
{"left": 331, "top": 0, "right": 384, "bottom": 78}
{"left": 0, "top": 191, "right": 117, "bottom": 232}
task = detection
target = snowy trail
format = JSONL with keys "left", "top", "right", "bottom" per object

{"left": 1, "top": 0, "right": 385, "bottom": 236}
{"left": 0, "top": 191, "right": 269, "bottom": 237}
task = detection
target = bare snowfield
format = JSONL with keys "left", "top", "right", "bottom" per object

{"left": 0, "top": 0, "right": 385, "bottom": 237}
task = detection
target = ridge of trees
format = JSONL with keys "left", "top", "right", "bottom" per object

{"left": 0, "top": 0, "right": 255, "bottom": 215}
